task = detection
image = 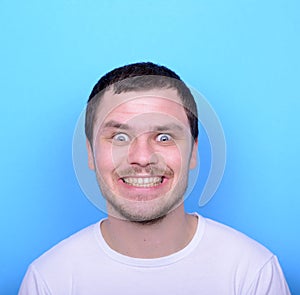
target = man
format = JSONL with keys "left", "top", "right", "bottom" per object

{"left": 19, "top": 62, "right": 290, "bottom": 294}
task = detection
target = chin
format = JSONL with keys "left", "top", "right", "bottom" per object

{"left": 115, "top": 197, "right": 183, "bottom": 224}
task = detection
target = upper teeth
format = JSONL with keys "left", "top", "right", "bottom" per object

{"left": 123, "top": 177, "right": 162, "bottom": 187}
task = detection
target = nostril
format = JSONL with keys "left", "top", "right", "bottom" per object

{"left": 128, "top": 141, "right": 158, "bottom": 166}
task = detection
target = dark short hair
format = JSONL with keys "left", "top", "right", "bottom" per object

{"left": 85, "top": 62, "right": 198, "bottom": 144}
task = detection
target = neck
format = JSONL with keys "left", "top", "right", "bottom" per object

{"left": 100, "top": 205, "right": 198, "bottom": 258}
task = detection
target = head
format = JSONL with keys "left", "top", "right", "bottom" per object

{"left": 85, "top": 62, "right": 199, "bottom": 222}
{"left": 85, "top": 62, "right": 198, "bottom": 147}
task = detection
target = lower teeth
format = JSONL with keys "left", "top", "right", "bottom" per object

{"left": 125, "top": 182, "right": 160, "bottom": 187}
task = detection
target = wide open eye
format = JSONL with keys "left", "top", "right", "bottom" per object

{"left": 156, "top": 133, "right": 172, "bottom": 142}
{"left": 113, "top": 133, "right": 130, "bottom": 142}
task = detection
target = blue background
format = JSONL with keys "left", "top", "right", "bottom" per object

{"left": 1, "top": 0, "right": 299, "bottom": 294}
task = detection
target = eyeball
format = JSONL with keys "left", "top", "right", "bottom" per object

{"left": 113, "top": 133, "right": 130, "bottom": 142}
{"left": 156, "top": 133, "right": 172, "bottom": 142}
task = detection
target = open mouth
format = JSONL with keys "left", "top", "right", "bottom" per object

{"left": 121, "top": 176, "right": 164, "bottom": 188}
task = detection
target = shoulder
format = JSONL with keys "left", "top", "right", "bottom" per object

{"left": 195, "top": 213, "right": 274, "bottom": 267}
{"left": 19, "top": 222, "right": 104, "bottom": 294}
{"left": 31, "top": 221, "right": 101, "bottom": 272}
{"left": 206, "top": 217, "right": 270, "bottom": 248}
{"left": 192, "top": 214, "right": 290, "bottom": 293}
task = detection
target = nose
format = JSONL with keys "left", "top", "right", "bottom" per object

{"left": 127, "top": 135, "right": 158, "bottom": 167}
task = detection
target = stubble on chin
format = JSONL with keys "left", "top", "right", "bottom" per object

{"left": 105, "top": 187, "right": 185, "bottom": 223}
{"left": 95, "top": 169, "right": 188, "bottom": 223}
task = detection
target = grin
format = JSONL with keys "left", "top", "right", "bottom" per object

{"left": 122, "top": 176, "right": 164, "bottom": 188}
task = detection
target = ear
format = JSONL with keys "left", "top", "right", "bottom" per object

{"left": 189, "top": 139, "right": 198, "bottom": 169}
{"left": 86, "top": 138, "right": 95, "bottom": 170}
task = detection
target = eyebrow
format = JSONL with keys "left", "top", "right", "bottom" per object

{"left": 154, "top": 124, "right": 184, "bottom": 132}
{"left": 102, "top": 120, "right": 130, "bottom": 130}
{"left": 102, "top": 120, "right": 185, "bottom": 132}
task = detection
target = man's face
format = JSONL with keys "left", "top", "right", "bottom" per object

{"left": 87, "top": 88, "right": 198, "bottom": 222}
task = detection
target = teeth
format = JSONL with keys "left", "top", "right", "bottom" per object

{"left": 122, "top": 177, "right": 163, "bottom": 187}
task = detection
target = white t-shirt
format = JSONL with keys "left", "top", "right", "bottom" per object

{"left": 18, "top": 213, "right": 290, "bottom": 295}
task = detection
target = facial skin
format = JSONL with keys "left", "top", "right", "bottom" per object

{"left": 87, "top": 88, "right": 198, "bottom": 223}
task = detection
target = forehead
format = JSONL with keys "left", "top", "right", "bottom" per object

{"left": 95, "top": 88, "right": 189, "bottom": 129}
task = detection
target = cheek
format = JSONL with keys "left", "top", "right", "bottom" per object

{"left": 94, "top": 143, "right": 112, "bottom": 172}
{"left": 160, "top": 147, "right": 183, "bottom": 170}
{"left": 94, "top": 143, "right": 128, "bottom": 172}
{"left": 164, "top": 143, "right": 193, "bottom": 172}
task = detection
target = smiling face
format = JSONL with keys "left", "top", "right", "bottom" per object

{"left": 87, "top": 88, "right": 198, "bottom": 222}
